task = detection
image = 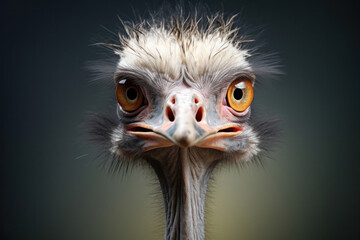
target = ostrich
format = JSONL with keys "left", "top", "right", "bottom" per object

{"left": 89, "top": 7, "right": 279, "bottom": 240}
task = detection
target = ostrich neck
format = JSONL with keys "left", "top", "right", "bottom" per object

{"left": 149, "top": 148, "right": 212, "bottom": 240}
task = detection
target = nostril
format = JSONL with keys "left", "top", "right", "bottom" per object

{"left": 194, "top": 97, "right": 199, "bottom": 104}
{"left": 171, "top": 97, "right": 176, "bottom": 104}
{"left": 195, "top": 107, "right": 203, "bottom": 122}
{"left": 166, "top": 106, "right": 175, "bottom": 122}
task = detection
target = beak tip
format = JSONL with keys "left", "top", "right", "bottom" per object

{"left": 173, "top": 135, "right": 196, "bottom": 148}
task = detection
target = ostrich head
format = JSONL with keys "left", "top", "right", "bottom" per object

{"left": 89, "top": 8, "right": 279, "bottom": 240}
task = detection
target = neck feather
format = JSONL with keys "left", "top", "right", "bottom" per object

{"left": 149, "top": 148, "right": 214, "bottom": 240}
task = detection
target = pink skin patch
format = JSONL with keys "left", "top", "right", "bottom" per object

{"left": 220, "top": 94, "right": 250, "bottom": 119}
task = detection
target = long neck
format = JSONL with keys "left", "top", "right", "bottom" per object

{"left": 149, "top": 148, "right": 212, "bottom": 240}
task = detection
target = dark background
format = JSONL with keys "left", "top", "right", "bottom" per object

{"left": 1, "top": 0, "right": 359, "bottom": 239}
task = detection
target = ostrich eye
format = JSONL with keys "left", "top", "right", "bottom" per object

{"left": 116, "top": 79, "right": 144, "bottom": 112}
{"left": 226, "top": 78, "right": 254, "bottom": 112}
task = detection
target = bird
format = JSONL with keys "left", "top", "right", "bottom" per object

{"left": 88, "top": 6, "right": 279, "bottom": 240}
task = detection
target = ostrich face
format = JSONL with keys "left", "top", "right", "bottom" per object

{"left": 110, "top": 22, "right": 260, "bottom": 164}
{"left": 90, "top": 12, "right": 279, "bottom": 240}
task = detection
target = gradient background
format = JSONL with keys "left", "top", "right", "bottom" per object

{"left": 1, "top": 0, "right": 359, "bottom": 239}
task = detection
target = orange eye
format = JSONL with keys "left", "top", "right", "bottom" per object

{"left": 226, "top": 79, "right": 254, "bottom": 112}
{"left": 116, "top": 79, "right": 144, "bottom": 112}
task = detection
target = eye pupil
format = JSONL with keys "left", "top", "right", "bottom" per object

{"left": 126, "top": 88, "right": 138, "bottom": 100}
{"left": 233, "top": 88, "right": 243, "bottom": 100}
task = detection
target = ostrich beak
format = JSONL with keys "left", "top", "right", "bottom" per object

{"left": 163, "top": 92, "right": 209, "bottom": 147}
{"left": 127, "top": 89, "right": 242, "bottom": 151}
{"left": 153, "top": 89, "right": 216, "bottom": 148}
